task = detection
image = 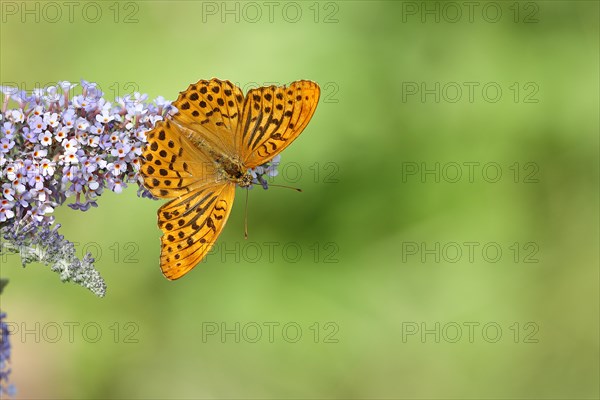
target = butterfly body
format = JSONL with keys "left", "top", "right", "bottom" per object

{"left": 140, "top": 78, "right": 320, "bottom": 280}
{"left": 215, "top": 155, "right": 252, "bottom": 187}
{"left": 169, "top": 118, "right": 251, "bottom": 186}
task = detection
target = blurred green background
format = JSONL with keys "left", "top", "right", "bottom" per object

{"left": 1, "top": 1, "right": 598, "bottom": 399}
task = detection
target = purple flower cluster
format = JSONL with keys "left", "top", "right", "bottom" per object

{"left": 248, "top": 154, "right": 281, "bottom": 190}
{"left": 0, "top": 80, "right": 174, "bottom": 297}
{"left": 0, "top": 279, "right": 15, "bottom": 397}
{"left": 0, "top": 81, "right": 173, "bottom": 227}
{"left": 0, "top": 312, "right": 15, "bottom": 398}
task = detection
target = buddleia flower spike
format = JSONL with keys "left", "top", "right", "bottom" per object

{"left": 0, "top": 81, "right": 175, "bottom": 296}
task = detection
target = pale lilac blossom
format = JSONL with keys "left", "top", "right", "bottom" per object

{"left": 0, "top": 79, "right": 175, "bottom": 298}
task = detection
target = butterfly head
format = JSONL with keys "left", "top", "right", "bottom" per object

{"left": 234, "top": 171, "right": 253, "bottom": 188}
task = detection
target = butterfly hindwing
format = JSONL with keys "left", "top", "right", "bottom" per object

{"left": 237, "top": 80, "right": 320, "bottom": 168}
{"left": 157, "top": 183, "right": 236, "bottom": 280}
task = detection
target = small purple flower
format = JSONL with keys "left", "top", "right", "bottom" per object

{"left": 29, "top": 174, "right": 44, "bottom": 191}
{"left": 39, "top": 159, "right": 55, "bottom": 176}
{"left": 0, "top": 200, "right": 14, "bottom": 222}
{"left": 7, "top": 110, "right": 24, "bottom": 124}
{"left": 86, "top": 135, "right": 100, "bottom": 148}
{"left": 31, "top": 147, "right": 47, "bottom": 159}
{"left": 109, "top": 132, "right": 120, "bottom": 143}
{"left": 63, "top": 153, "right": 79, "bottom": 164}
{"left": 90, "top": 123, "right": 104, "bottom": 135}
{"left": 111, "top": 142, "right": 131, "bottom": 159}
{"left": 248, "top": 155, "right": 281, "bottom": 189}
{"left": 11, "top": 178, "right": 26, "bottom": 194}
{"left": 4, "top": 166, "right": 15, "bottom": 181}
{"left": 1, "top": 123, "right": 14, "bottom": 139}
{"left": 75, "top": 117, "right": 90, "bottom": 132}
{"left": 30, "top": 105, "right": 44, "bottom": 118}
{"left": 96, "top": 110, "right": 114, "bottom": 124}
{"left": 87, "top": 176, "right": 100, "bottom": 191}
{"left": 54, "top": 126, "right": 69, "bottom": 143}
{"left": 93, "top": 155, "right": 107, "bottom": 169}
{"left": 45, "top": 86, "right": 60, "bottom": 104}
{"left": 22, "top": 128, "right": 38, "bottom": 144}
{"left": 154, "top": 96, "right": 170, "bottom": 109}
{"left": 0, "top": 139, "right": 14, "bottom": 154}
{"left": 38, "top": 130, "right": 53, "bottom": 146}
{"left": 62, "top": 114, "right": 75, "bottom": 131}
{"left": 107, "top": 159, "right": 126, "bottom": 176}
{"left": 2, "top": 184, "right": 15, "bottom": 201}
{"left": 58, "top": 80, "right": 76, "bottom": 92}
{"left": 72, "top": 95, "right": 91, "bottom": 110}
{"left": 107, "top": 178, "right": 124, "bottom": 194}
{"left": 44, "top": 112, "right": 60, "bottom": 128}
{"left": 80, "top": 157, "right": 97, "bottom": 175}
{"left": 62, "top": 138, "right": 78, "bottom": 154}
{"left": 28, "top": 115, "right": 46, "bottom": 133}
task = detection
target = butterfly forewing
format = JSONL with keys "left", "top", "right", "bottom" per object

{"left": 171, "top": 79, "right": 244, "bottom": 159}
{"left": 141, "top": 119, "right": 221, "bottom": 199}
{"left": 158, "top": 183, "right": 235, "bottom": 280}
{"left": 237, "top": 80, "right": 320, "bottom": 168}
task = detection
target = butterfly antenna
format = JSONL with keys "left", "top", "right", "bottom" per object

{"left": 244, "top": 188, "right": 249, "bottom": 239}
{"left": 268, "top": 184, "right": 303, "bottom": 192}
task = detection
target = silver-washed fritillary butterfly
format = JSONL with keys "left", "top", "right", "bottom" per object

{"left": 140, "top": 78, "right": 320, "bottom": 279}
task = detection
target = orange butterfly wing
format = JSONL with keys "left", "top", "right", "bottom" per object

{"left": 141, "top": 80, "right": 244, "bottom": 279}
{"left": 157, "top": 183, "right": 235, "bottom": 280}
{"left": 170, "top": 78, "right": 245, "bottom": 158}
{"left": 141, "top": 119, "right": 221, "bottom": 199}
{"left": 237, "top": 80, "right": 320, "bottom": 168}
